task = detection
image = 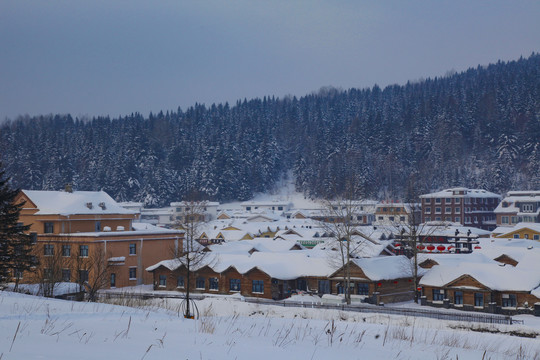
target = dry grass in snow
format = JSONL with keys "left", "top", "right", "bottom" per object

{"left": 0, "top": 291, "right": 538, "bottom": 360}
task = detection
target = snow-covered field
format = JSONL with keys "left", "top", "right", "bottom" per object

{"left": 0, "top": 291, "right": 539, "bottom": 360}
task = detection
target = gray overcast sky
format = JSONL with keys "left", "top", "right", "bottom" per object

{"left": 1, "top": 1, "right": 539, "bottom": 120}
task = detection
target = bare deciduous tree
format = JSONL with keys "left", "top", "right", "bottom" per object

{"left": 318, "top": 198, "right": 374, "bottom": 305}
{"left": 32, "top": 238, "right": 73, "bottom": 297}
{"left": 393, "top": 203, "right": 446, "bottom": 303}
{"left": 32, "top": 237, "right": 111, "bottom": 300}
{"left": 172, "top": 200, "right": 214, "bottom": 318}
{"left": 75, "top": 244, "right": 112, "bottom": 301}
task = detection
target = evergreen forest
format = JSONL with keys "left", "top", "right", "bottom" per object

{"left": 1, "top": 54, "right": 539, "bottom": 206}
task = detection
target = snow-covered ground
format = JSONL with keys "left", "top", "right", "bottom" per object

{"left": 1, "top": 291, "right": 539, "bottom": 359}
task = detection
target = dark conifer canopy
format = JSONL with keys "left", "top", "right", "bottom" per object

{"left": 0, "top": 54, "right": 539, "bottom": 206}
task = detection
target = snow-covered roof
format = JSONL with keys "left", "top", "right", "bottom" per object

{"left": 208, "top": 238, "right": 304, "bottom": 254}
{"left": 532, "top": 285, "right": 540, "bottom": 299}
{"left": 246, "top": 213, "right": 282, "bottom": 222}
{"left": 313, "top": 236, "right": 393, "bottom": 258}
{"left": 275, "top": 225, "right": 324, "bottom": 239}
{"left": 495, "top": 198, "right": 540, "bottom": 214}
{"left": 22, "top": 190, "right": 137, "bottom": 216}
{"left": 495, "top": 191, "right": 540, "bottom": 214}
{"left": 493, "top": 222, "right": 540, "bottom": 236}
{"left": 146, "top": 251, "right": 334, "bottom": 280}
{"left": 472, "top": 239, "right": 540, "bottom": 268}
{"left": 419, "top": 262, "right": 540, "bottom": 292}
{"left": 240, "top": 252, "right": 333, "bottom": 279}
{"left": 117, "top": 201, "right": 144, "bottom": 208}
{"left": 146, "top": 258, "right": 182, "bottom": 272}
{"left": 61, "top": 222, "right": 183, "bottom": 237}
{"left": 170, "top": 201, "right": 220, "bottom": 207}
{"left": 420, "top": 188, "right": 501, "bottom": 199}
{"left": 132, "top": 222, "right": 183, "bottom": 233}
{"left": 241, "top": 200, "right": 291, "bottom": 206}
{"left": 415, "top": 223, "right": 491, "bottom": 238}
{"left": 349, "top": 256, "right": 413, "bottom": 280}
{"left": 274, "top": 233, "right": 305, "bottom": 242}
{"left": 199, "top": 218, "right": 299, "bottom": 240}
{"left": 140, "top": 207, "right": 173, "bottom": 215}
{"left": 218, "top": 229, "right": 251, "bottom": 241}
{"left": 507, "top": 190, "right": 540, "bottom": 197}
{"left": 326, "top": 200, "right": 378, "bottom": 207}
{"left": 417, "top": 252, "right": 496, "bottom": 267}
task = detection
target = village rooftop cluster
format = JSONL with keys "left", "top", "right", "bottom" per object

{"left": 7, "top": 187, "right": 540, "bottom": 316}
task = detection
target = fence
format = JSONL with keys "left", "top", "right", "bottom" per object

{"left": 99, "top": 290, "right": 516, "bottom": 325}
{"left": 244, "top": 298, "right": 516, "bottom": 325}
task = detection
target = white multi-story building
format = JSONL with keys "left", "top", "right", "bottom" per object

{"left": 170, "top": 201, "right": 220, "bottom": 222}
{"left": 139, "top": 207, "right": 174, "bottom": 227}
{"left": 373, "top": 202, "right": 417, "bottom": 226}
{"left": 240, "top": 200, "right": 291, "bottom": 212}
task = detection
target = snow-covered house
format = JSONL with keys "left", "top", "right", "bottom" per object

{"left": 198, "top": 229, "right": 252, "bottom": 245}
{"left": 286, "top": 210, "right": 310, "bottom": 220}
{"left": 147, "top": 251, "right": 334, "bottom": 300}
{"left": 494, "top": 190, "right": 540, "bottom": 227}
{"left": 328, "top": 256, "right": 415, "bottom": 303}
{"left": 492, "top": 222, "right": 540, "bottom": 241}
{"left": 419, "top": 262, "right": 540, "bottom": 314}
{"left": 147, "top": 236, "right": 412, "bottom": 302}
{"left": 14, "top": 189, "right": 184, "bottom": 289}
{"left": 419, "top": 239, "right": 540, "bottom": 314}
{"left": 216, "top": 211, "right": 232, "bottom": 220}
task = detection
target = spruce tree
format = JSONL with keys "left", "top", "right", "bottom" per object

{"left": 0, "top": 161, "right": 36, "bottom": 288}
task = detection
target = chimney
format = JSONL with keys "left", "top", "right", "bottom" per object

{"left": 65, "top": 183, "right": 73, "bottom": 193}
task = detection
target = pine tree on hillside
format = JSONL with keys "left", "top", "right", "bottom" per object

{"left": 0, "top": 161, "right": 37, "bottom": 288}
{"left": 0, "top": 54, "right": 538, "bottom": 203}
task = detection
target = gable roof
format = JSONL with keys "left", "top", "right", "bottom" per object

{"left": 21, "top": 190, "right": 136, "bottom": 216}
{"left": 493, "top": 223, "right": 540, "bottom": 237}
{"left": 420, "top": 262, "right": 540, "bottom": 292}
{"left": 207, "top": 238, "right": 304, "bottom": 255}
{"left": 351, "top": 256, "right": 413, "bottom": 280}
{"left": 494, "top": 191, "right": 540, "bottom": 214}
{"left": 312, "top": 236, "right": 393, "bottom": 258}
{"left": 147, "top": 251, "right": 334, "bottom": 280}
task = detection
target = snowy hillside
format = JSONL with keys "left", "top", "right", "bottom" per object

{"left": 0, "top": 292, "right": 538, "bottom": 359}
{"left": 2, "top": 54, "right": 539, "bottom": 205}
